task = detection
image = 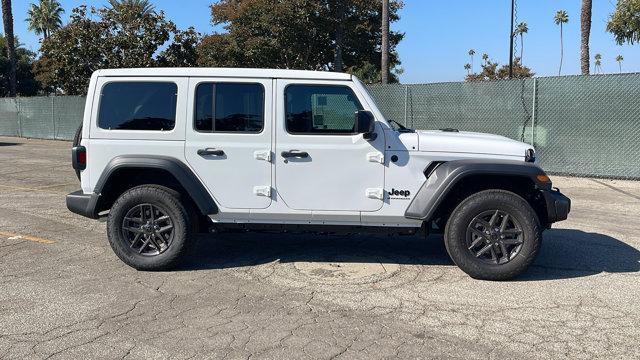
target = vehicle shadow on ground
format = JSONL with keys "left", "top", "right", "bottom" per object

{"left": 181, "top": 229, "right": 640, "bottom": 281}
{"left": 184, "top": 232, "right": 453, "bottom": 270}
{"left": 521, "top": 229, "right": 640, "bottom": 281}
{"left": 0, "top": 142, "right": 19, "bottom": 147}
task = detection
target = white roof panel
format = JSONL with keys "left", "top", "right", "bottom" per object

{"left": 96, "top": 68, "right": 352, "bottom": 81}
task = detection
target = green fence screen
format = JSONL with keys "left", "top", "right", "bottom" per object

{"left": 1, "top": 74, "right": 639, "bottom": 179}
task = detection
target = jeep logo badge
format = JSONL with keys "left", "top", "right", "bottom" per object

{"left": 388, "top": 188, "right": 410, "bottom": 197}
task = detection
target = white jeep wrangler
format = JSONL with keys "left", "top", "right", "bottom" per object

{"left": 67, "top": 68, "right": 570, "bottom": 280}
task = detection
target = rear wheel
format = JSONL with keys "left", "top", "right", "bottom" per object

{"left": 107, "top": 185, "right": 192, "bottom": 270}
{"left": 444, "top": 190, "right": 541, "bottom": 280}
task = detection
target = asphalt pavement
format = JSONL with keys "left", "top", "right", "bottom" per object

{"left": 1, "top": 136, "right": 639, "bottom": 359}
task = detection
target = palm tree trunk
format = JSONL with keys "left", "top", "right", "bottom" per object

{"left": 580, "top": 0, "right": 592, "bottom": 75}
{"left": 2, "top": 0, "right": 17, "bottom": 97}
{"left": 381, "top": 0, "right": 389, "bottom": 84}
{"left": 333, "top": 6, "right": 345, "bottom": 72}
{"left": 559, "top": 24, "right": 564, "bottom": 76}
{"left": 520, "top": 33, "right": 524, "bottom": 63}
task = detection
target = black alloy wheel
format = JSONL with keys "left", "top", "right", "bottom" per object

{"left": 107, "top": 185, "right": 192, "bottom": 271}
{"left": 444, "top": 189, "right": 542, "bottom": 281}
{"left": 466, "top": 210, "right": 524, "bottom": 265}
{"left": 122, "top": 203, "right": 175, "bottom": 256}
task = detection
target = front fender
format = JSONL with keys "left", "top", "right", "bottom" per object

{"left": 404, "top": 159, "right": 551, "bottom": 221}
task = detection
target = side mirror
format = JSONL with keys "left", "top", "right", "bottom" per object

{"left": 355, "top": 110, "right": 377, "bottom": 141}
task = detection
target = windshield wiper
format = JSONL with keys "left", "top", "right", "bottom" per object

{"left": 388, "top": 119, "right": 414, "bottom": 132}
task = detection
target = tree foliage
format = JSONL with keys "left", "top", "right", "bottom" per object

{"left": 156, "top": 27, "right": 201, "bottom": 67}
{"left": 197, "top": 0, "right": 404, "bottom": 83}
{"left": 0, "top": 35, "right": 40, "bottom": 96}
{"left": 34, "top": 5, "right": 196, "bottom": 94}
{"left": 108, "top": 0, "right": 155, "bottom": 16}
{"left": 465, "top": 57, "right": 534, "bottom": 82}
{"left": 607, "top": 0, "right": 640, "bottom": 45}
{"left": 26, "top": 0, "right": 64, "bottom": 40}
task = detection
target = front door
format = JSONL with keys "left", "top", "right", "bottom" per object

{"left": 275, "top": 80, "right": 385, "bottom": 212}
{"left": 185, "top": 78, "right": 272, "bottom": 209}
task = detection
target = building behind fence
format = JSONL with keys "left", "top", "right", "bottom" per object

{"left": 1, "top": 74, "right": 639, "bottom": 179}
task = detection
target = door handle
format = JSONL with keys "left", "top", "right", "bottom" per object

{"left": 281, "top": 150, "right": 309, "bottom": 159}
{"left": 197, "top": 148, "right": 225, "bottom": 156}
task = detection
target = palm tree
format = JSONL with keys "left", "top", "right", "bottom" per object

{"left": 381, "top": 0, "right": 389, "bottom": 84}
{"left": 468, "top": 49, "right": 475, "bottom": 72}
{"left": 482, "top": 53, "right": 489, "bottom": 65}
{"left": 616, "top": 55, "right": 624, "bottom": 73}
{"left": 554, "top": 10, "right": 569, "bottom": 76}
{"left": 594, "top": 53, "right": 602, "bottom": 74}
{"left": 108, "top": 0, "right": 154, "bottom": 15}
{"left": 464, "top": 63, "right": 471, "bottom": 75}
{"left": 515, "top": 22, "right": 528, "bottom": 64}
{"left": 2, "top": 0, "right": 17, "bottom": 96}
{"left": 26, "top": 0, "right": 64, "bottom": 40}
{"left": 580, "top": 0, "right": 592, "bottom": 75}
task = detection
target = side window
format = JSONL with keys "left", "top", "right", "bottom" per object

{"left": 195, "top": 83, "right": 264, "bottom": 133}
{"left": 98, "top": 82, "right": 177, "bottom": 131}
{"left": 285, "top": 85, "right": 363, "bottom": 134}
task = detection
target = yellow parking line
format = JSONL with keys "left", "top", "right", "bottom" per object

{"left": 0, "top": 230, "right": 56, "bottom": 244}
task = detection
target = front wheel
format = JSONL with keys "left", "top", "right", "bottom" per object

{"left": 107, "top": 185, "right": 192, "bottom": 270}
{"left": 444, "top": 190, "right": 542, "bottom": 281}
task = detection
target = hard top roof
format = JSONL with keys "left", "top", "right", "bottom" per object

{"left": 96, "top": 68, "right": 353, "bottom": 81}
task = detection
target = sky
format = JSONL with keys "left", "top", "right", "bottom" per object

{"left": 8, "top": 0, "right": 640, "bottom": 84}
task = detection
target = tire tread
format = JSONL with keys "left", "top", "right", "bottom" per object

{"left": 444, "top": 189, "right": 542, "bottom": 281}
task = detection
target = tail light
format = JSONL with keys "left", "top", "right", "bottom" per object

{"left": 72, "top": 146, "right": 86, "bottom": 170}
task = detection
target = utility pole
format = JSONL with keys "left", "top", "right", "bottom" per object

{"left": 381, "top": 0, "right": 390, "bottom": 84}
{"left": 509, "top": 0, "right": 515, "bottom": 78}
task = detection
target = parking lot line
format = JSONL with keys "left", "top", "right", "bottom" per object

{"left": 0, "top": 230, "right": 56, "bottom": 244}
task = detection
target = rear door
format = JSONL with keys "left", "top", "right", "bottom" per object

{"left": 185, "top": 78, "right": 273, "bottom": 209}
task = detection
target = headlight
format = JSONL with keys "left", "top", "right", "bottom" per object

{"left": 525, "top": 149, "right": 536, "bottom": 163}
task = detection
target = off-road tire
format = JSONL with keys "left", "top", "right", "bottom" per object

{"left": 444, "top": 189, "right": 542, "bottom": 281}
{"left": 72, "top": 125, "right": 82, "bottom": 180}
{"left": 107, "top": 185, "right": 192, "bottom": 270}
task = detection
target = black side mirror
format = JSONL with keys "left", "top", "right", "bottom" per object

{"left": 355, "top": 110, "right": 377, "bottom": 141}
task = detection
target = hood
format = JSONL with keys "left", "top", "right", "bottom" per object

{"left": 417, "top": 130, "right": 532, "bottom": 158}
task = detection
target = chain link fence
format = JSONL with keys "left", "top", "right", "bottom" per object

{"left": 0, "top": 96, "right": 85, "bottom": 140}
{"left": 368, "top": 73, "right": 640, "bottom": 179}
{"left": 0, "top": 74, "right": 638, "bottom": 179}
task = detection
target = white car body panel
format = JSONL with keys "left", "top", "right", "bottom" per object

{"left": 418, "top": 130, "right": 530, "bottom": 158}
{"left": 80, "top": 68, "right": 534, "bottom": 228}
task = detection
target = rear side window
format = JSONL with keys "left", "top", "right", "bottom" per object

{"left": 195, "top": 83, "right": 264, "bottom": 133}
{"left": 97, "top": 82, "right": 177, "bottom": 131}
{"left": 285, "top": 85, "right": 363, "bottom": 134}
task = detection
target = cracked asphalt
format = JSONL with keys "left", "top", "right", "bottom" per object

{"left": 1, "top": 136, "right": 639, "bottom": 359}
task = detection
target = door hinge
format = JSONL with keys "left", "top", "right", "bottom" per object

{"left": 254, "top": 150, "right": 271, "bottom": 162}
{"left": 367, "top": 152, "right": 384, "bottom": 164}
{"left": 253, "top": 186, "right": 271, "bottom": 197}
{"left": 365, "top": 188, "right": 384, "bottom": 200}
